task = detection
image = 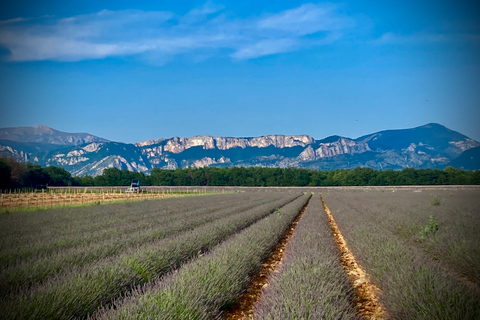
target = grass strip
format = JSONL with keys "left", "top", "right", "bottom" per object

{"left": 93, "top": 194, "right": 310, "bottom": 320}
{"left": 254, "top": 195, "right": 358, "bottom": 320}
{"left": 1, "top": 193, "right": 301, "bottom": 320}
{"left": 0, "top": 194, "right": 281, "bottom": 295}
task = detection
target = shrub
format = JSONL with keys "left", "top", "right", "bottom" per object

{"left": 430, "top": 195, "right": 440, "bottom": 206}
{"left": 418, "top": 215, "right": 439, "bottom": 243}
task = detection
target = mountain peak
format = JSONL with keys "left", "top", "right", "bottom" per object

{"left": 420, "top": 123, "right": 447, "bottom": 129}
{"left": 34, "top": 124, "right": 51, "bottom": 129}
{"left": 33, "top": 124, "right": 55, "bottom": 133}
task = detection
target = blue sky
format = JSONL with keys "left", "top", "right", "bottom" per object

{"left": 0, "top": 0, "right": 479, "bottom": 143}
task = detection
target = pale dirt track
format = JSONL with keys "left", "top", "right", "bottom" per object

{"left": 321, "top": 195, "right": 385, "bottom": 320}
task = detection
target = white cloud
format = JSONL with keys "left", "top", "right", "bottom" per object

{"left": 0, "top": 3, "right": 355, "bottom": 62}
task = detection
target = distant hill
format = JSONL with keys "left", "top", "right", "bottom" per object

{"left": 0, "top": 124, "right": 108, "bottom": 146}
{"left": 444, "top": 146, "right": 480, "bottom": 170}
{"left": 0, "top": 123, "right": 478, "bottom": 176}
{"left": 0, "top": 125, "right": 109, "bottom": 162}
{"left": 356, "top": 123, "right": 476, "bottom": 158}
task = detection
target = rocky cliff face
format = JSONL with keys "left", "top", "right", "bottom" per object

{"left": 42, "top": 141, "right": 152, "bottom": 176}
{"left": 137, "top": 134, "right": 314, "bottom": 153}
{"left": 314, "top": 137, "right": 371, "bottom": 158}
{"left": 296, "top": 137, "right": 371, "bottom": 161}
{"left": 0, "top": 145, "right": 34, "bottom": 162}
{"left": 1, "top": 123, "right": 479, "bottom": 176}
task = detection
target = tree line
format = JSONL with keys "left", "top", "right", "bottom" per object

{"left": 1, "top": 157, "right": 479, "bottom": 190}
{"left": 0, "top": 158, "right": 77, "bottom": 190}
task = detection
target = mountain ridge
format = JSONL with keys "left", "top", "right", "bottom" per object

{"left": 0, "top": 123, "right": 478, "bottom": 175}
{"left": 0, "top": 124, "right": 109, "bottom": 146}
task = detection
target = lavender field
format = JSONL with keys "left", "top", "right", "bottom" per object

{"left": 322, "top": 187, "right": 480, "bottom": 320}
{"left": 0, "top": 187, "right": 479, "bottom": 320}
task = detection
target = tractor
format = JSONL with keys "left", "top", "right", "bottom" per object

{"left": 125, "top": 179, "right": 141, "bottom": 193}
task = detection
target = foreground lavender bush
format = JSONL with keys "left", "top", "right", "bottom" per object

{"left": 323, "top": 189, "right": 480, "bottom": 320}
{"left": 1, "top": 192, "right": 301, "bottom": 320}
{"left": 254, "top": 195, "right": 358, "bottom": 320}
{"left": 93, "top": 194, "right": 310, "bottom": 320}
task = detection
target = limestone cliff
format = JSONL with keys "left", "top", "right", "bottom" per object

{"left": 137, "top": 134, "right": 314, "bottom": 154}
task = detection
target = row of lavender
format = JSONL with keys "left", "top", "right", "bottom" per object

{"left": 322, "top": 188, "right": 480, "bottom": 319}
{"left": 1, "top": 194, "right": 243, "bottom": 265}
{"left": 0, "top": 191, "right": 303, "bottom": 319}
{"left": 253, "top": 195, "right": 358, "bottom": 319}
{"left": 1, "top": 194, "right": 283, "bottom": 294}
{"left": 91, "top": 194, "right": 311, "bottom": 319}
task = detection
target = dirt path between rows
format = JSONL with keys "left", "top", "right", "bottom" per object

{"left": 223, "top": 195, "right": 311, "bottom": 320}
{"left": 320, "top": 195, "right": 385, "bottom": 320}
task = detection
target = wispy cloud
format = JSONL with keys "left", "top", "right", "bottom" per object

{"left": 0, "top": 2, "right": 355, "bottom": 62}
{"left": 372, "top": 31, "right": 480, "bottom": 45}
{"left": 257, "top": 3, "right": 351, "bottom": 36}
{"left": 231, "top": 38, "right": 299, "bottom": 59}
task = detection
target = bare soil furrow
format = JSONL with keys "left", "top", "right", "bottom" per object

{"left": 320, "top": 195, "right": 385, "bottom": 320}
{"left": 223, "top": 195, "right": 311, "bottom": 320}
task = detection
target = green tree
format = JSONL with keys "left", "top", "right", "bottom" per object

{"left": 25, "top": 164, "right": 49, "bottom": 188}
{"left": 44, "top": 166, "right": 75, "bottom": 186}
{"left": 0, "top": 158, "right": 12, "bottom": 189}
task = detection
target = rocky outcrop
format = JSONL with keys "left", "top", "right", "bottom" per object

{"left": 298, "top": 146, "right": 316, "bottom": 161}
{"left": 164, "top": 136, "right": 216, "bottom": 153}
{"left": 189, "top": 156, "right": 231, "bottom": 168}
{"left": 0, "top": 145, "right": 32, "bottom": 162}
{"left": 448, "top": 139, "right": 480, "bottom": 155}
{"left": 314, "top": 138, "right": 371, "bottom": 158}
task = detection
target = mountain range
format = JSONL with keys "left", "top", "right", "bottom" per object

{"left": 0, "top": 123, "right": 478, "bottom": 176}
